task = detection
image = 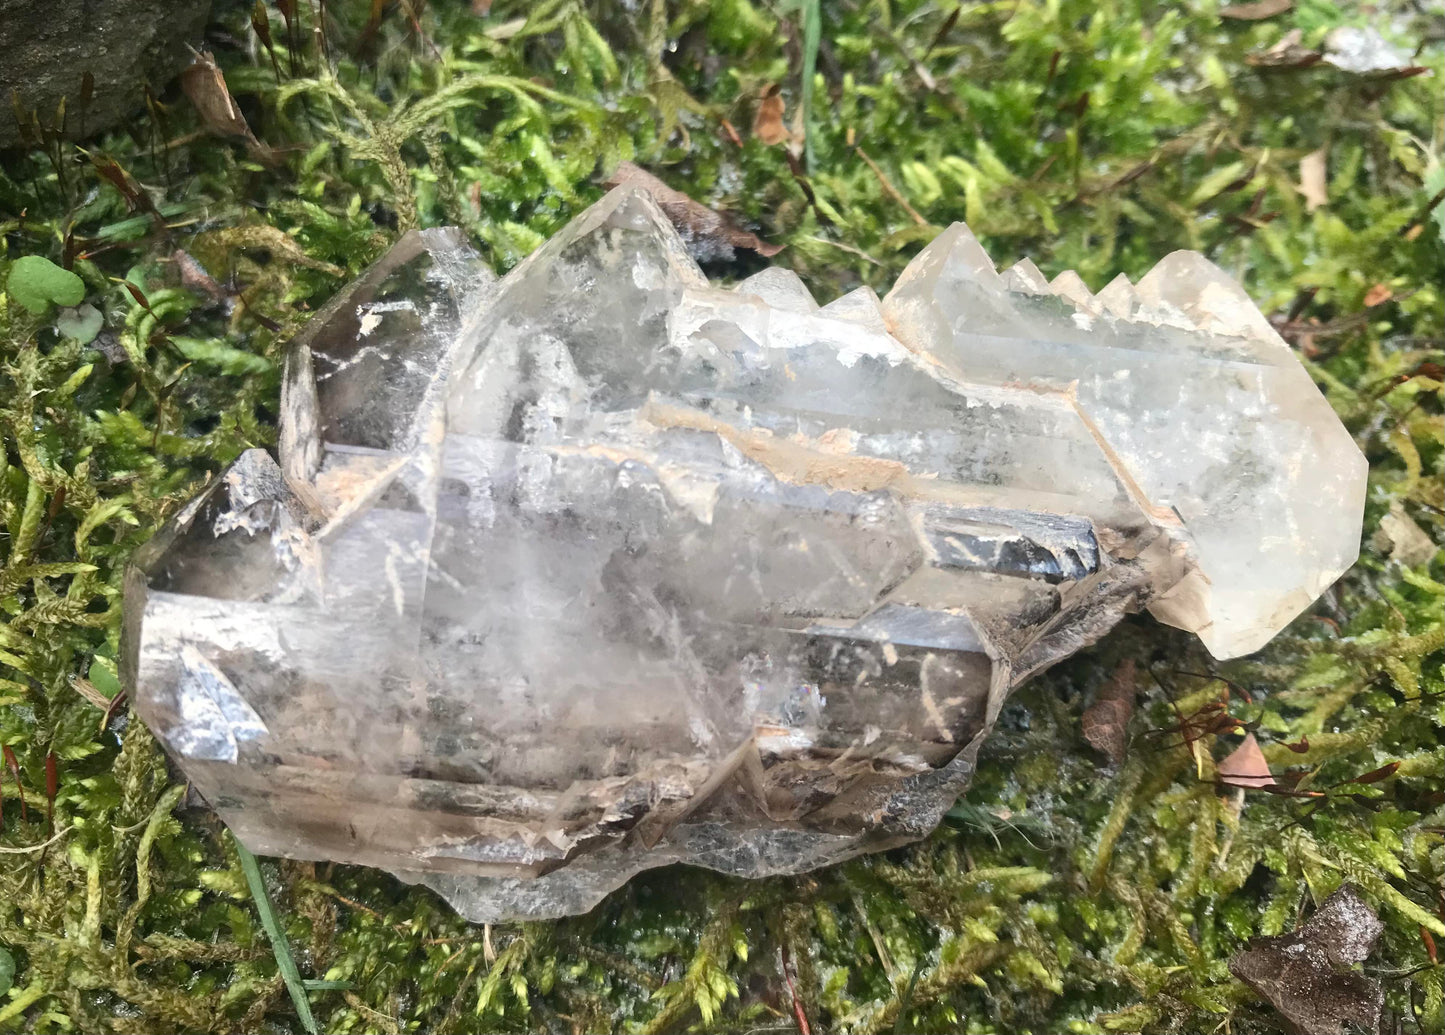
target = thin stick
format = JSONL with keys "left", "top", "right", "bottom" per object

{"left": 855, "top": 147, "right": 928, "bottom": 226}
{"left": 0, "top": 825, "right": 71, "bottom": 854}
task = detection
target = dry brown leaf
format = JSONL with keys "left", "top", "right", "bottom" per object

{"left": 171, "top": 249, "right": 226, "bottom": 301}
{"left": 603, "top": 161, "right": 784, "bottom": 260}
{"left": 752, "top": 84, "right": 790, "bottom": 146}
{"left": 1229, "top": 884, "right": 1384, "bottom": 1035}
{"left": 1221, "top": 0, "right": 1292, "bottom": 19}
{"left": 180, "top": 48, "right": 277, "bottom": 164}
{"left": 180, "top": 49, "right": 250, "bottom": 139}
{"left": 1217, "top": 732, "right": 1275, "bottom": 789}
{"left": 67, "top": 675, "right": 112, "bottom": 710}
{"left": 1081, "top": 658, "right": 1136, "bottom": 767}
{"left": 1363, "top": 282, "right": 1394, "bottom": 307}
{"left": 1298, "top": 147, "right": 1328, "bottom": 211}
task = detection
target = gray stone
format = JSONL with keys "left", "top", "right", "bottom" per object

{"left": 0, "top": 0, "right": 209, "bottom": 149}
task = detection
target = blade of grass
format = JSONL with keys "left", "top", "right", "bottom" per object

{"left": 801, "top": 0, "right": 820, "bottom": 170}
{"left": 891, "top": 956, "right": 925, "bottom": 1035}
{"left": 235, "top": 839, "right": 319, "bottom": 1035}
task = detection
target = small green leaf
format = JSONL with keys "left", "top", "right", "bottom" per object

{"left": 88, "top": 658, "right": 122, "bottom": 700}
{"left": 55, "top": 303, "right": 103, "bottom": 344}
{"left": 6, "top": 255, "right": 85, "bottom": 315}
{"left": 0, "top": 945, "right": 15, "bottom": 996}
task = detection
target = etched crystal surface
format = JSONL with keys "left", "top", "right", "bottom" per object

{"left": 123, "top": 188, "right": 1365, "bottom": 921}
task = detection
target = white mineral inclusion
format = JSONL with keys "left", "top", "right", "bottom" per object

{"left": 122, "top": 186, "right": 1365, "bottom": 921}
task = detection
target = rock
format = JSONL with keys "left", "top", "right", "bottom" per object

{"left": 121, "top": 188, "right": 1366, "bottom": 921}
{"left": 0, "top": 0, "right": 209, "bottom": 150}
{"left": 1230, "top": 884, "right": 1385, "bottom": 1035}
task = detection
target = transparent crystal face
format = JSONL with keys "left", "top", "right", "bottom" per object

{"left": 882, "top": 224, "right": 1367, "bottom": 657}
{"left": 123, "top": 187, "right": 1365, "bottom": 921}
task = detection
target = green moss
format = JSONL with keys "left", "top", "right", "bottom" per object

{"left": 2, "top": 1, "right": 1441, "bottom": 1031}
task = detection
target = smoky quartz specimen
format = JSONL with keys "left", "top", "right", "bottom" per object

{"left": 122, "top": 187, "right": 1366, "bottom": 921}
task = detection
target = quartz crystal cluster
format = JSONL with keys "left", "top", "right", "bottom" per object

{"left": 123, "top": 186, "right": 1366, "bottom": 921}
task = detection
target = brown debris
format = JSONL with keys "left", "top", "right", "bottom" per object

{"left": 1374, "top": 501, "right": 1437, "bottom": 567}
{"left": 1217, "top": 732, "right": 1275, "bottom": 789}
{"left": 1081, "top": 658, "right": 1136, "bottom": 767}
{"left": 1246, "top": 29, "right": 1324, "bottom": 70}
{"left": 1298, "top": 147, "right": 1328, "bottom": 211}
{"left": 1363, "top": 283, "right": 1394, "bottom": 307}
{"left": 1230, "top": 883, "right": 1385, "bottom": 1035}
{"left": 171, "top": 249, "right": 227, "bottom": 302}
{"left": 603, "top": 161, "right": 783, "bottom": 260}
{"left": 180, "top": 48, "right": 277, "bottom": 164}
{"left": 752, "top": 84, "right": 791, "bottom": 146}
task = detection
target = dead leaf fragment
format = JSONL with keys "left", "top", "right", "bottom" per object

{"left": 1363, "top": 282, "right": 1393, "bottom": 307}
{"left": 1229, "top": 884, "right": 1384, "bottom": 1035}
{"left": 180, "top": 49, "right": 249, "bottom": 138}
{"left": 68, "top": 675, "right": 112, "bottom": 710}
{"left": 1217, "top": 732, "right": 1275, "bottom": 789}
{"left": 1298, "top": 147, "right": 1328, "bottom": 211}
{"left": 180, "top": 48, "right": 277, "bottom": 164}
{"left": 1374, "top": 501, "right": 1437, "bottom": 566}
{"left": 603, "top": 161, "right": 783, "bottom": 261}
{"left": 1348, "top": 761, "right": 1400, "bottom": 785}
{"left": 1081, "top": 658, "right": 1136, "bottom": 767}
{"left": 752, "top": 84, "right": 791, "bottom": 146}
{"left": 1221, "top": 0, "right": 1292, "bottom": 19}
{"left": 171, "top": 249, "right": 226, "bottom": 302}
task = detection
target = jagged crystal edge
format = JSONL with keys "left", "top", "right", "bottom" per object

{"left": 122, "top": 186, "right": 1366, "bottom": 921}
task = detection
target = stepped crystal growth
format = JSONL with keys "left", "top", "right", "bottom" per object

{"left": 123, "top": 187, "right": 1366, "bottom": 920}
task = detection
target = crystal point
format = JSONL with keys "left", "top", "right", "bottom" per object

{"left": 125, "top": 200, "right": 1365, "bottom": 921}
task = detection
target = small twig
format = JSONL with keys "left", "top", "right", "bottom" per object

{"left": 0, "top": 825, "right": 72, "bottom": 853}
{"left": 854, "top": 146, "right": 928, "bottom": 226}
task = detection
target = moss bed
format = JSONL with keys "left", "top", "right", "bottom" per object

{"left": 1, "top": 1, "right": 1442, "bottom": 1032}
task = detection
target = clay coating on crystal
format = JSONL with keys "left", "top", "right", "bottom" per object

{"left": 123, "top": 188, "right": 1365, "bottom": 921}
